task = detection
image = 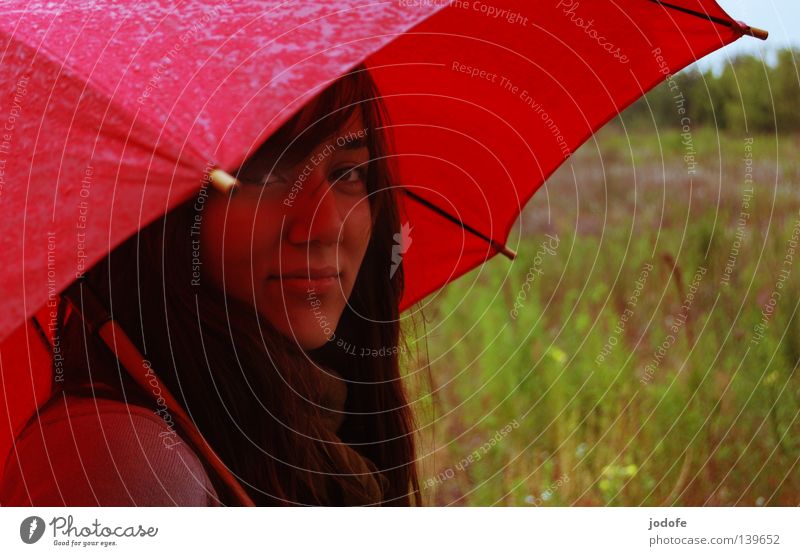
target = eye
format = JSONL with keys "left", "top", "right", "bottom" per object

{"left": 236, "top": 170, "right": 286, "bottom": 188}
{"left": 262, "top": 172, "right": 287, "bottom": 187}
{"left": 330, "top": 165, "right": 366, "bottom": 185}
{"left": 240, "top": 170, "right": 287, "bottom": 188}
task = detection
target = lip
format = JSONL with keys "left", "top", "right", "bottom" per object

{"left": 267, "top": 267, "right": 342, "bottom": 295}
{"left": 274, "top": 266, "right": 341, "bottom": 279}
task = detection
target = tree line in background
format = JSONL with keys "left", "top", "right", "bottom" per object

{"left": 618, "top": 47, "right": 800, "bottom": 133}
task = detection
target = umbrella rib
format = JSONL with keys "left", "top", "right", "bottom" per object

{"left": 646, "top": 0, "right": 769, "bottom": 40}
{"left": 210, "top": 168, "right": 518, "bottom": 260}
{"left": 401, "top": 189, "right": 517, "bottom": 261}
{"left": 29, "top": 315, "right": 52, "bottom": 353}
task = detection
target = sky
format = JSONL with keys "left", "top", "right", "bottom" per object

{"left": 690, "top": 0, "right": 800, "bottom": 73}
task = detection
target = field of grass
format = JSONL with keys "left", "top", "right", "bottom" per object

{"left": 406, "top": 126, "right": 800, "bottom": 506}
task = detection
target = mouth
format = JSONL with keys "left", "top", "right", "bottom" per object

{"left": 267, "top": 267, "right": 342, "bottom": 295}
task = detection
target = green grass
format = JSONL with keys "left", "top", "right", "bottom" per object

{"left": 409, "top": 127, "right": 800, "bottom": 506}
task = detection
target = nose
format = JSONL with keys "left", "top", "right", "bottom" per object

{"left": 285, "top": 167, "right": 343, "bottom": 248}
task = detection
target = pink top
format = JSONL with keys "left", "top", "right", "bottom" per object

{"left": 0, "top": 395, "right": 222, "bottom": 506}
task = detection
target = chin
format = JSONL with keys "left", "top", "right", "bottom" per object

{"left": 288, "top": 324, "right": 335, "bottom": 350}
{"left": 297, "top": 333, "right": 333, "bottom": 351}
{"left": 267, "top": 312, "right": 339, "bottom": 350}
{"left": 256, "top": 290, "right": 345, "bottom": 349}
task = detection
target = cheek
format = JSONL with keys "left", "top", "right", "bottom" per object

{"left": 342, "top": 200, "right": 372, "bottom": 274}
{"left": 200, "top": 197, "right": 280, "bottom": 287}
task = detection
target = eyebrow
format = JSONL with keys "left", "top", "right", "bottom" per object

{"left": 316, "top": 131, "right": 369, "bottom": 152}
{"left": 243, "top": 133, "right": 369, "bottom": 179}
{"left": 338, "top": 136, "right": 368, "bottom": 150}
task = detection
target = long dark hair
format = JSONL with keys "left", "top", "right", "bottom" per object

{"left": 51, "top": 63, "right": 423, "bottom": 506}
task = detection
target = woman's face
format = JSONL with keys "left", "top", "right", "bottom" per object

{"left": 201, "top": 110, "right": 372, "bottom": 350}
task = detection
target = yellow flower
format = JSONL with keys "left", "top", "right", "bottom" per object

{"left": 548, "top": 346, "right": 567, "bottom": 364}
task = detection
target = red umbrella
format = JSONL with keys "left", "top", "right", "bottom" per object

{"left": 0, "top": 0, "right": 765, "bottom": 494}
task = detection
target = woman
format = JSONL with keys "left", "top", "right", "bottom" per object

{"left": 0, "top": 63, "right": 423, "bottom": 506}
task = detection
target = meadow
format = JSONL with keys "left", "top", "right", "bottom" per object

{"left": 407, "top": 124, "right": 800, "bottom": 506}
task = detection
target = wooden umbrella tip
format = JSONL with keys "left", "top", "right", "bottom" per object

{"left": 747, "top": 26, "right": 769, "bottom": 41}
{"left": 495, "top": 242, "right": 517, "bottom": 261}
{"left": 208, "top": 167, "right": 241, "bottom": 194}
{"left": 735, "top": 21, "right": 769, "bottom": 41}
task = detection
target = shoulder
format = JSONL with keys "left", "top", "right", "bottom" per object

{"left": 0, "top": 394, "right": 221, "bottom": 507}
